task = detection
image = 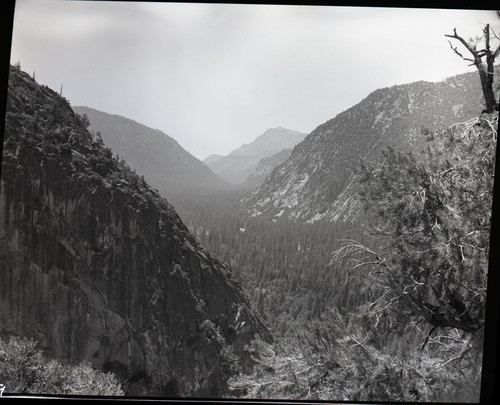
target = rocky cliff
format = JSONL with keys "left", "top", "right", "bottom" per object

{"left": 242, "top": 70, "right": 489, "bottom": 222}
{"left": 0, "top": 66, "right": 271, "bottom": 397}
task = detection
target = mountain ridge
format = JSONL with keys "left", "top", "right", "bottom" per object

{"left": 72, "top": 106, "right": 228, "bottom": 199}
{"left": 242, "top": 69, "right": 489, "bottom": 222}
{"left": 229, "top": 127, "right": 307, "bottom": 157}
{"left": 204, "top": 154, "right": 224, "bottom": 165}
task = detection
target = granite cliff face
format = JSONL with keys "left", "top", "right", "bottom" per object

{"left": 242, "top": 70, "right": 488, "bottom": 222}
{"left": 0, "top": 67, "right": 271, "bottom": 396}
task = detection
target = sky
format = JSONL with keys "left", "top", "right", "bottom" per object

{"left": 8, "top": 1, "right": 500, "bottom": 160}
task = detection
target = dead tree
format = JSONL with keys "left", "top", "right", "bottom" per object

{"left": 446, "top": 24, "right": 500, "bottom": 113}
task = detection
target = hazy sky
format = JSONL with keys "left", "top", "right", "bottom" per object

{"left": 9, "top": 1, "right": 499, "bottom": 160}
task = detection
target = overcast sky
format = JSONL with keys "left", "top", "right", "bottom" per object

{"left": 9, "top": 1, "right": 499, "bottom": 160}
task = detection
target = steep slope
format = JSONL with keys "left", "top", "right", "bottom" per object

{"left": 0, "top": 67, "right": 272, "bottom": 397}
{"left": 243, "top": 70, "right": 487, "bottom": 222}
{"left": 206, "top": 127, "right": 307, "bottom": 184}
{"left": 246, "top": 148, "right": 292, "bottom": 187}
{"left": 72, "top": 106, "right": 228, "bottom": 198}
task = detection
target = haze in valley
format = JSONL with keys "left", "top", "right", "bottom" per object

{"left": 9, "top": 0, "right": 499, "bottom": 159}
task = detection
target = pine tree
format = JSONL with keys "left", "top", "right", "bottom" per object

{"left": 332, "top": 115, "right": 497, "bottom": 333}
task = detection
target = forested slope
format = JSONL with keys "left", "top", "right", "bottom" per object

{"left": 72, "top": 106, "right": 228, "bottom": 198}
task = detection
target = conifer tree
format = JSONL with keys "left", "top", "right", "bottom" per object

{"left": 332, "top": 116, "right": 497, "bottom": 334}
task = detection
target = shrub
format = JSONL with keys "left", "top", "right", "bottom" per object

{"left": 0, "top": 335, "right": 123, "bottom": 396}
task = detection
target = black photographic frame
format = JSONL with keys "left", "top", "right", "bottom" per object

{"left": 0, "top": 1, "right": 499, "bottom": 404}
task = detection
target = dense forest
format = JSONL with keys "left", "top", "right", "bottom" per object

{"left": 176, "top": 113, "right": 497, "bottom": 402}
{"left": 175, "top": 191, "right": 365, "bottom": 337}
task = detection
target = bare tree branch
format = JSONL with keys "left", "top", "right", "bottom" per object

{"left": 446, "top": 24, "right": 499, "bottom": 112}
{"left": 445, "top": 28, "right": 480, "bottom": 62}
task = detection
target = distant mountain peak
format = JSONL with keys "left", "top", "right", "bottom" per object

{"left": 203, "top": 154, "right": 224, "bottom": 165}
{"left": 206, "top": 127, "right": 307, "bottom": 185}
{"left": 261, "top": 126, "right": 293, "bottom": 136}
{"left": 229, "top": 127, "right": 307, "bottom": 157}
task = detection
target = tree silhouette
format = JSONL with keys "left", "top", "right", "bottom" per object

{"left": 445, "top": 24, "right": 500, "bottom": 113}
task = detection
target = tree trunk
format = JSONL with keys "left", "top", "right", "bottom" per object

{"left": 483, "top": 25, "right": 499, "bottom": 113}
{"left": 478, "top": 66, "right": 497, "bottom": 113}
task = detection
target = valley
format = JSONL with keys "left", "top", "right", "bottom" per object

{"left": 5, "top": 2, "right": 500, "bottom": 402}
{"left": 1, "top": 63, "right": 496, "bottom": 402}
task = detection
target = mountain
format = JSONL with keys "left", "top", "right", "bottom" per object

{"left": 206, "top": 127, "right": 307, "bottom": 185}
{"left": 246, "top": 148, "right": 293, "bottom": 187}
{"left": 206, "top": 154, "right": 261, "bottom": 185}
{"left": 242, "top": 70, "right": 488, "bottom": 222}
{"left": 230, "top": 127, "right": 307, "bottom": 157}
{"left": 72, "top": 106, "right": 228, "bottom": 199}
{"left": 204, "top": 154, "right": 224, "bottom": 165}
{"left": 0, "top": 66, "right": 272, "bottom": 397}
